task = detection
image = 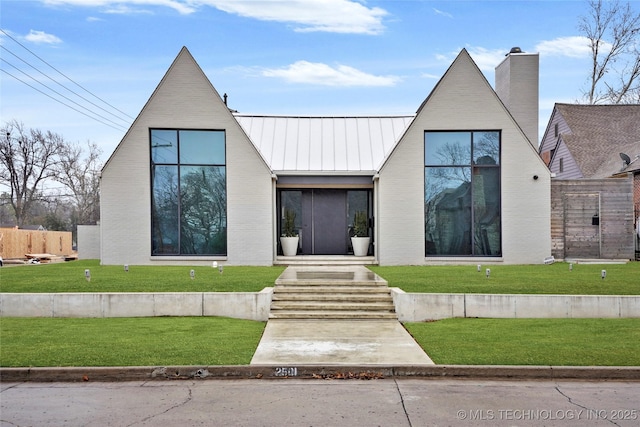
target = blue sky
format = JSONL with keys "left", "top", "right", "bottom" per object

{"left": 2, "top": 0, "right": 635, "bottom": 160}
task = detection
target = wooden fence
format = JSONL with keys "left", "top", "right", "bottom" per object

{"left": 0, "top": 228, "right": 73, "bottom": 259}
{"left": 551, "top": 177, "right": 635, "bottom": 260}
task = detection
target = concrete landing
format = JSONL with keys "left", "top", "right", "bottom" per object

{"left": 251, "top": 265, "right": 434, "bottom": 365}
{"left": 250, "top": 319, "right": 434, "bottom": 365}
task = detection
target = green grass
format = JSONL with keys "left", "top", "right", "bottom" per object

{"left": 370, "top": 263, "right": 640, "bottom": 295}
{"left": 0, "top": 317, "right": 266, "bottom": 367}
{"left": 0, "top": 260, "right": 286, "bottom": 293}
{"left": 2, "top": 260, "right": 638, "bottom": 295}
{"left": 3, "top": 317, "right": 639, "bottom": 367}
{"left": 405, "top": 318, "right": 640, "bottom": 366}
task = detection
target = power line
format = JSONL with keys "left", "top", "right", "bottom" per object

{"left": 1, "top": 68, "right": 129, "bottom": 133}
{"left": 0, "top": 28, "right": 134, "bottom": 131}
{"left": 1, "top": 45, "right": 132, "bottom": 127}
{"left": 1, "top": 57, "right": 129, "bottom": 131}
{"left": 0, "top": 28, "right": 135, "bottom": 121}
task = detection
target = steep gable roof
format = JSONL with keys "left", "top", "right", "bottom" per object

{"left": 103, "top": 47, "right": 270, "bottom": 173}
{"left": 554, "top": 103, "right": 640, "bottom": 177}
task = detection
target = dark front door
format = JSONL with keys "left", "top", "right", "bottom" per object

{"left": 302, "top": 190, "right": 348, "bottom": 255}
{"left": 279, "top": 188, "right": 371, "bottom": 255}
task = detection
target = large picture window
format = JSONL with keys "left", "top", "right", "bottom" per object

{"left": 424, "top": 131, "right": 501, "bottom": 256}
{"left": 151, "top": 129, "right": 226, "bottom": 255}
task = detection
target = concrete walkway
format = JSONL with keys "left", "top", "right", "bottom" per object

{"left": 251, "top": 266, "right": 434, "bottom": 365}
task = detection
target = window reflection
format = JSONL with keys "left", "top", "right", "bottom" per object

{"left": 473, "top": 131, "right": 500, "bottom": 165}
{"left": 150, "top": 129, "right": 226, "bottom": 256}
{"left": 179, "top": 130, "right": 225, "bottom": 165}
{"left": 425, "top": 131, "right": 501, "bottom": 256}
{"left": 151, "top": 130, "right": 177, "bottom": 164}
{"left": 180, "top": 166, "right": 226, "bottom": 254}
{"left": 425, "top": 132, "right": 471, "bottom": 166}
{"left": 151, "top": 166, "right": 179, "bottom": 254}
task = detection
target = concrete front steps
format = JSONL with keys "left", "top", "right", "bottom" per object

{"left": 269, "top": 269, "right": 397, "bottom": 320}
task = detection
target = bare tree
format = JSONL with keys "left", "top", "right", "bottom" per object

{"left": 54, "top": 141, "right": 102, "bottom": 226}
{"left": 0, "top": 120, "right": 64, "bottom": 227}
{"left": 579, "top": 0, "right": 640, "bottom": 104}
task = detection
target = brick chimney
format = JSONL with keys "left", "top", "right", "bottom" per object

{"left": 495, "top": 47, "right": 539, "bottom": 147}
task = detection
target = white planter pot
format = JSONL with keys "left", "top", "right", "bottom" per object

{"left": 280, "top": 236, "right": 299, "bottom": 256}
{"left": 351, "top": 236, "right": 370, "bottom": 257}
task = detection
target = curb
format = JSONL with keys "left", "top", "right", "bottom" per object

{"left": 2, "top": 365, "right": 639, "bottom": 383}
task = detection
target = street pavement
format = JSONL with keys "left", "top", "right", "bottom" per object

{"left": 1, "top": 378, "right": 639, "bottom": 426}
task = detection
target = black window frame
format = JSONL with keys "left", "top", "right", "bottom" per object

{"left": 150, "top": 128, "right": 227, "bottom": 256}
{"left": 424, "top": 130, "right": 502, "bottom": 257}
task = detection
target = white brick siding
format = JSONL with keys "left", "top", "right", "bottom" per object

{"left": 378, "top": 50, "right": 550, "bottom": 265}
{"left": 100, "top": 48, "right": 273, "bottom": 266}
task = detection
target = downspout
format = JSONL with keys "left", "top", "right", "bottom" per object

{"left": 373, "top": 173, "right": 380, "bottom": 265}
{"left": 271, "top": 173, "right": 278, "bottom": 264}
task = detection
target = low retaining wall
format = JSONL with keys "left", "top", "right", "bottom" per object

{"left": 391, "top": 289, "right": 640, "bottom": 321}
{"left": 0, "top": 289, "right": 273, "bottom": 321}
{"left": 2, "top": 289, "right": 639, "bottom": 321}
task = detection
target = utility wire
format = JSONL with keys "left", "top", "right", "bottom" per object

{"left": 1, "top": 45, "right": 131, "bottom": 126}
{"left": 0, "top": 28, "right": 134, "bottom": 128}
{"left": 1, "top": 57, "right": 129, "bottom": 131}
{"left": 1, "top": 68, "right": 129, "bottom": 133}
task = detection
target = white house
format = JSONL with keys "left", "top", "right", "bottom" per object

{"left": 99, "top": 47, "right": 550, "bottom": 266}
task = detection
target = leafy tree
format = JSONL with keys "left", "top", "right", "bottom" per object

{"left": 0, "top": 120, "right": 64, "bottom": 227}
{"left": 579, "top": 0, "right": 640, "bottom": 104}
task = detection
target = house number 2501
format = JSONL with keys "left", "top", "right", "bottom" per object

{"left": 274, "top": 367, "right": 298, "bottom": 377}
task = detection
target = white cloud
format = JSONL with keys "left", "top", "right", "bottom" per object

{"left": 465, "top": 47, "right": 508, "bottom": 71}
{"left": 421, "top": 73, "right": 440, "bottom": 79}
{"left": 43, "top": 0, "right": 196, "bottom": 15}
{"left": 42, "top": 1, "right": 388, "bottom": 33}
{"left": 262, "top": 61, "right": 400, "bottom": 87}
{"left": 433, "top": 8, "right": 453, "bottom": 19}
{"left": 200, "top": 0, "right": 388, "bottom": 34}
{"left": 435, "top": 47, "right": 507, "bottom": 72}
{"left": 535, "top": 36, "right": 593, "bottom": 58}
{"left": 24, "top": 30, "right": 63, "bottom": 44}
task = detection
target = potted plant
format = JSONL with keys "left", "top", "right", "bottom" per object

{"left": 280, "top": 208, "right": 299, "bottom": 256}
{"left": 351, "top": 210, "right": 370, "bottom": 256}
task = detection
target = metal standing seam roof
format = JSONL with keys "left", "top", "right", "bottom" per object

{"left": 234, "top": 115, "right": 414, "bottom": 173}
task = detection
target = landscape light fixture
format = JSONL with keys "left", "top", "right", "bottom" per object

{"left": 486, "top": 268, "right": 491, "bottom": 278}
{"left": 212, "top": 261, "right": 218, "bottom": 269}
{"left": 218, "top": 265, "right": 224, "bottom": 274}
{"left": 124, "top": 264, "right": 129, "bottom": 272}
{"left": 190, "top": 269, "right": 195, "bottom": 280}
{"left": 601, "top": 270, "right": 606, "bottom": 280}
{"left": 477, "top": 264, "right": 481, "bottom": 272}
{"left": 569, "top": 263, "right": 573, "bottom": 271}
{"left": 85, "top": 269, "right": 91, "bottom": 282}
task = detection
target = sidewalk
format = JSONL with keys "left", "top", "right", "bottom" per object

{"left": 251, "top": 319, "right": 434, "bottom": 365}
{"left": 250, "top": 265, "right": 434, "bottom": 365}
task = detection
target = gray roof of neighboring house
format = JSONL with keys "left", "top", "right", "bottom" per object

{"left": 234, "top": 115, "right": 414, "bottom": 173}
{"left": 555, "top": 103, "right": 640, "bottom": 178}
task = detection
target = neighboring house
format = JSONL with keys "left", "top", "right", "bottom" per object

{"left": 539, "top": 104, "right": 640, "bottom": 179}
{"left": 539, "top": 104, "right": 640, "bottom": 260}
{"left": 99, "top": 47, "right": 550, "bottom": 266}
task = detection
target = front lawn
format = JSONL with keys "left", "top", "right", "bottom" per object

{"left": 0, "top": 260, "right": 285, "bottom": 293}
{"left": 0, "top": 317, "right": 265, "bottom": 367}
{"left": 2, "top": 317, "right": 638, "bottom": 367}
{"left": 405, "top": 318, "right": 640, "bottom": 366}
{"left": 370, "top": 263, "right": 640, "bottom": 294}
